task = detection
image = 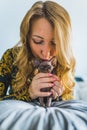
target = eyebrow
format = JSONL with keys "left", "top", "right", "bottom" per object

{"left": 32, "top": 35, "right": 44, "bottom": 39}
{"left": 32, "top": 35, "right": 54, "bottom": 41}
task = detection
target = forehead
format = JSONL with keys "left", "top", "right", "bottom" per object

{"left": 30, "top": 18, "right": 54, "bottom": 39}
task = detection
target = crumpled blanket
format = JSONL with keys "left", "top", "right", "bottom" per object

{"left": 0, "top": 100, "right": 87, "bottom": 130}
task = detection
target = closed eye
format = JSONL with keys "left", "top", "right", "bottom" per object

{"left": 32, "top": 38, "right": 43, "bottom": 44}
{"left": 51, "top": 41, "right": 56, "bottom": 46}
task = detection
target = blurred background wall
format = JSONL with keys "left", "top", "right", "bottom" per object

{"left": 0, "top": 0, "right": 87, "bottom": 77}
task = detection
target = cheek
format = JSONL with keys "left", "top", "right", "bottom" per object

{"left": 51, "top": 47, "right": 56, "bottom": 56}
{"left": 30, "top": 43, "right": 41, "bottom": 56}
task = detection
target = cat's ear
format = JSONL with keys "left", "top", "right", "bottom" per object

{"left": 51, "top": 57, "right": 57, "bottom": 67}
{"left": 33, "top": 59, "right": 41, "bottom": 67}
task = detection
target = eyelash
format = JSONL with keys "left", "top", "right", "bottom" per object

{"left": 51, "top": 41, "right": 56, "bottom": 45}
{"left": 32, "top": 39, "right": 43, "bottom": 44}
{"left": 32, "top": 39, "right": 56, "bottom": 45}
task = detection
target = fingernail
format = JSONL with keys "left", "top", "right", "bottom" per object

{"left": 51, "top": 83, "right": 55, "bottom": 86}
{"left": 49, "top": 73, "right": 53, "bottom": 76}
{"left": 52, "top": 78, "right": 57, "bottom": 81}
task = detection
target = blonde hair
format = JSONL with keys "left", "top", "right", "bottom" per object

{"left": 13, "top": 1, "right": 76, "bottom": 95}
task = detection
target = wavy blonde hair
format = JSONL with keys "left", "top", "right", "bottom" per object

{"left": 14, "top": 1, "right": 76, "bottom": 97}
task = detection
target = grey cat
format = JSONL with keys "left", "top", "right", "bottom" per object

{"left": 34, "top": 56, "right": 57, "bottom": 107}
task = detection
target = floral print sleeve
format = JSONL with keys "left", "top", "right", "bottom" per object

{"left": 0, "top": 49, "right": 14, "bottom": 98}
{"left": 0, "top": 48, "right": 32, "bottom": 102}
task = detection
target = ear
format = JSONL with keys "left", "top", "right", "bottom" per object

{"left": 51, "top": 57, "right": 57, "bottom": 67}
{"left": 33, "top": 59, "right": 41, "bottom": 67}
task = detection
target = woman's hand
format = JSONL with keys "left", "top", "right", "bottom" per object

{"left": 28, "top": 73, "right": 56, "bottom": 100}
{"left": 50, "top": 75, "right": 64, "bottom": 100}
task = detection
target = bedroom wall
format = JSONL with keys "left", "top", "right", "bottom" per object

{"left": 0, "top": 0, "right": 87, "bottom": 77}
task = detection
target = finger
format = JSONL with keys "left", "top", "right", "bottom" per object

{"left": 54, "top": 78, "right": 63, "bottom": 88}
{"left": 39, "top": 83, "right": 54, "bottom": 89}
{"left": 54, "top": 81, "right": 64, "bottom": 93}
{"left": 50, "top": 89, "right": 57, "bottom": 99}
{"left": 53, "top": 86, "right": 63, "bottom": 96}
{"left": 38, "top": 76, "right": 57, "bottom": 83}
{"left": 50, "top": 74, "right": 60, "bottom": 81}
{"left": 34, "top": 73, "right": 53, "bottom": 80}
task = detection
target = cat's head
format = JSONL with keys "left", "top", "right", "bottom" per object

{"left": 33, "top": 57, "right": 57, "bottom": 73}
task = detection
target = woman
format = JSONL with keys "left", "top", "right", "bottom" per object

{"left": 0, "top": 1, "right": 87, "bottom": 130}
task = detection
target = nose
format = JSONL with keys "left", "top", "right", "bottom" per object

{"left": 41, "top": 44, "right": 51, "bottom": 60}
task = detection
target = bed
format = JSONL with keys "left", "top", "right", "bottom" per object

{"left": 0, "top": 99, "right": 87, "bottom": 130}
{"left": 0, "top": 76, "right": 87, "bottom": 130}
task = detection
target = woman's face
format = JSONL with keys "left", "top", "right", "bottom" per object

{"left": 29, "top": 18, "right": 56, "bottom": 60}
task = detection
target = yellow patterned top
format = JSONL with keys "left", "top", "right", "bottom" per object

{"left": 0, "top": 47, "right": 74, "bottom": 102}
{"left": 0, "top": 47, "right": 32, "bottom": 101}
